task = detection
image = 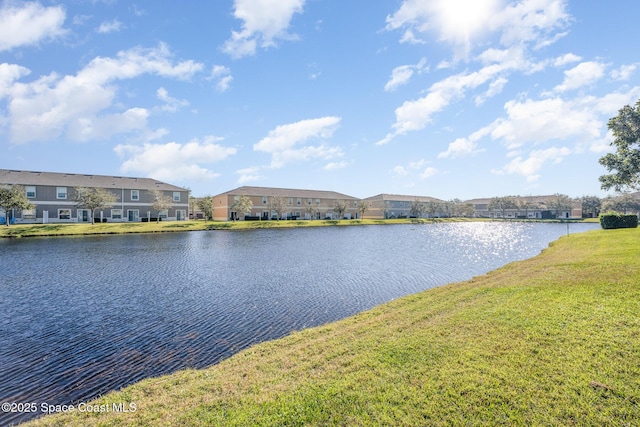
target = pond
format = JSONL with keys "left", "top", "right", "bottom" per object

{"left": 0, "top": 222, "right": 598, "bottom": 425}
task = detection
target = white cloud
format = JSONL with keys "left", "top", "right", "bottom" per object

{"left": 611, "top": 64, "right": 637, "bottom": 81}
{"left": 553, "top": 61, "right": 606, "bottom": 93}
{"left": 475, "top": 76, "right": 508, "bottom": 104}
{"left": 0, "top": 2, "right": 66, "bottom": 51}
{"left": 438, "top": 136, "right": 483, "bottom": 159}
{"left": 324, "top": 161, "right": 348, "bottom": 170}
{"left": 494, "top": 0, "right": 571, "bottom": 48}
{"left": 97, "top": 19, "right": 124, "bottom": 34}
{"left": 254, "top": 116, "right": 343, "bottom": 168}
{"left": 391, "top": 165, "right": 408, "bottom": 177}
{"left": 420, "top": 167, "right": 438, "bottom": 179}
{"left": 210, "top": 65, "right": 233, "bottom": 92}
{"left": 236, "top": 166, "right": 264, "bottom": 184}
{"left": 115, "top": 136, "right": 237, "bottom": 182}
{"left": 386, "top": 0, "right": 502, "bottom": 58}
{"left": 488, "top": 97, "right": 603, "bottom": 150}
{"left": 493, "top": 146, "right": 571, "bottom": 182}
{"left": 377, "top": 64, "right": 512, "bottom": 145}
{"left": 156, "top": 87, "right": 189, "bottom": 113}
{"left": 3, "top": 43, "right": 204, "bottom": 143}
{"left": 384, "top": 58, "right": 427, "bottom": 92}
{"left": 379, "top": 1, "right": 574, "bottom": 145}
{"left": 221, "top": 0, "right": 305, "bottom": 58}
{"left": 553, "top": 53, "right": 581, "bottom": 67}
{"left": 0, "top": 63, "right": 30, "bottom": 99}
{"left": 390, "top": 158, "right": 434, "bottom": 179}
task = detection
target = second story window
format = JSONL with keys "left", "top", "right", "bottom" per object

{"left": 173, "top": 192, "right": 180, "bottom": 202}
{"left": 25, "top": 186, "right": 36, "bottom": 198}
{"left": 57, "top": 187, "right": 67, "bottom": 199}
{"left": 131, "top": 190, "right": 139, "bottom": 201}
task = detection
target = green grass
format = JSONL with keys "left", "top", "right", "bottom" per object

{"left": 23, "top": 227, "right": 640, "bottom": 426}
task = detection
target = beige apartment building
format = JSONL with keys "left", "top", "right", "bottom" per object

{"left": 212, "top": 186, "right": 360, "bottom": 221}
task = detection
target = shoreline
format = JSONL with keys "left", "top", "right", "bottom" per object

{"left": 0, "top": 217, "right": 596, "bottom": 239}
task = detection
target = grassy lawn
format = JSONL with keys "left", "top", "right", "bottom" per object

{"left": 0, "top": 217, "right": 487, "bottom": 237}
{"left": 22, "top": 227, "right": 639, "bottom": 426}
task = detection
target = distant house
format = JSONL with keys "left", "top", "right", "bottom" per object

{"left": 467, "top": 195, "right": 583, "bottom": 219}
{"left": 212, "top": 186, "right": 360, "bottom": 221}
{"left": 0, "top": 169, "right": 189, "bottom": 224}
{"left": 362, "top": 194, "right": 446, "bottom": 219}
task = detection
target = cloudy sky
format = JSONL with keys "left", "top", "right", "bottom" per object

{"left": 1, "top": 0, "right": 639, "bottom": 199}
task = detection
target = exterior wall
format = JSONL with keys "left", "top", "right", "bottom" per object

{"left": 363, "top": 195, "right": 446, "bottom": 219}
{"left": 2, "top": 183, "right": 189, "bottom": 224}
{"left": 213, "top": 189, "right": 359, "bottom": 221}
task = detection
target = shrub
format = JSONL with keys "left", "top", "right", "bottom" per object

{"left": 600, "top": 213, "right": 639, "bottom": 229}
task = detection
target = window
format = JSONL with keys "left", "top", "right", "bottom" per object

{"left": 58, "top": 209, "right": 71, "bottom": 220}
{"left": 316, "top": 199, "right": 320, "bottom": 205}
{"left": 263, "top": 196, "right": 268, "bottom": 205}
{"left": 288, "top": 198, "right": 293, "bottom": 205}
{"left": 111, "top": 209, "right": 122, "bottom": 220}
{"left": 308, "top": 198, "right": 312, "bottom": 205}
{"left": 131, "top": 190, "right": 139, "bottom": 201}
{"left": 25, "top": 186, "right": 36, "bottom": 198}
{"left": 297, "top": 198, "right": 301, "bottom": 205}
{"left": 22, "top": 208, "right": 36, "bottom": 219}
{"left": 159, "top": 209, "right": 168, "bottom": 218}
{"left": 354, "top": 201, "right": 358, "bottom": 207}
{"left": 56, "top": 187, "right": 67, "bottom": 199}
{"left": 173, "top": 192, "right": 180, "bottom": 202}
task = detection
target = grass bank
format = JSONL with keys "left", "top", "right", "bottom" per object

{"left": 24, "top": 227, "right": 639, "bottom": 426}
{"left": 0, "top": 217, "right": 482, "bottom": 238}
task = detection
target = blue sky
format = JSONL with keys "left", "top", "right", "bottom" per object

{"left": 1, "top": 0, "right": 639, "bottom": 199}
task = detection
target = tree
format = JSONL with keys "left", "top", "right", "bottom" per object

{"left": 409, "top": 199, "right": 425, "bottom": 218}
{"left": 305, "top": 204, "right": 317, "bottom": 220}
{"left": 150, "top": 190, "right": 173, "bottom": 223}
{"left": 488, "top": 196, "right": 517, "bottom": 218}
{"left": 74, "top": 187, "right": 117, "bottom": 224}
{"left": 581, "top": 195, "right": 602, "bottom": 218}
{"left": 602, "top": 193, "right": 640, "bottom": 214}
{"left": 269, "top": 196, "right": 288, "bottom": 220}
{"left": 425, "top": 201, "right": 441, "bottom": 218}
{"left": 548, "top": 193, "right": 574, "bottom": 219}
{"left": 357, "top": 200, "right": 370, "bottom": 219}
{"left": 599, "top": 99, "right": 640, "bottom": 192}
{"left": 196, "top": 196, "right": 213, "bottom": 220}
{"left": 333, "top": 200, "right": 347, "bottom": 220}
{"left": 457, "top": 202, "right": 476, "bottom": 218}
{"left": 0, "top": 185, "right": 33, "bottom": 226}
{"left": 230, "top": 195, "right": 253, "bottom": 220}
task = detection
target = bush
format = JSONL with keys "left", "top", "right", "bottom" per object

{"left": 600, "top": 213, "right": 639, "bottom": 229}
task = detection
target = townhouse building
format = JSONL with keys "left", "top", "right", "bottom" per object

{"left": 0, "top": 169, "right": 189, "bottom": 224}
{"left": 212, "top": 186, "right": 360, "bottom": 221}
{"left": 467, "top": 195, "right": 583, "bottom": 219}
{"left": 362, "top": 194, "right": 446, "bottom": 219}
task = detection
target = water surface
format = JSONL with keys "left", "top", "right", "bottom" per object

{"left": 0, "top": 222, "right": 598, "bottom": 425}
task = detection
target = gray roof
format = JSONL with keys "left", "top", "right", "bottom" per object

{"left": 0, "top": 169, "right": 188, "bottom": 192}
{"left": 363, "top": 193, "right": 443, "bottom": 203}
{"left": 220, "top": 186, "right": 358, "bottom": 200}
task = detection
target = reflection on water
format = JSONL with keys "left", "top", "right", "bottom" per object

{"left": 0, "top": 222, "right": 598, "bottom": 425}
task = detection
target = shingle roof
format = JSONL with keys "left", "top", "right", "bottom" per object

{"left": 220, "top": 186, "right": 358, "bottom": 200}
{"left": 0, "top": 169, "right": 188, "bottom": 192}
{"left": 363, "top": 193, "right": 443, "bottom": 203}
